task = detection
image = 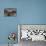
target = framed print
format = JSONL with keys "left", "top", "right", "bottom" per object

{"left": 18, "top": 24, "right": 46, "bottom": 46}
{"left": 4, "top": 8, "right": 16, "bottom": 16}
{"left": 18, "top": 24, "right": 46, "bottom": 41}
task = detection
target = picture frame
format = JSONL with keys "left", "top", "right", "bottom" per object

{"left": 4, "top": 8, "right": 17, "bottom": 16}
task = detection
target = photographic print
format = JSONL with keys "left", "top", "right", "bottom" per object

{"left": 4, "top": 8, "right": 16, "bottom": 16}
{"left": 18, "top": 24, "right": 46, "bottom": 46}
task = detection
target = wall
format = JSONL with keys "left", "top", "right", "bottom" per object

{"left": 0, "top": 0, "right": 46, "bottom": 44}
